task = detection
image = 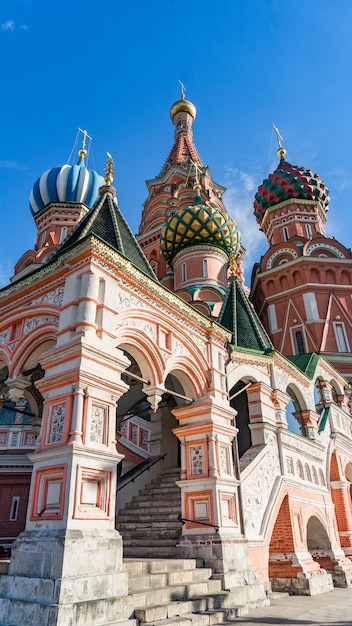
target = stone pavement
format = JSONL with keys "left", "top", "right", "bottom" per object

{"left": 231, "top": 587, "right": 352, "bottom": 626}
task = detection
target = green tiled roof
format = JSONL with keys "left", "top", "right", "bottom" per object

{"left": 287, "top": 353, "right": 320, "bottom": 379}
{"left": 218, "top": 276, "right": 273, "bottom": 351}
{"left": 53, "top": 189, "right": 155, "bottom": 279}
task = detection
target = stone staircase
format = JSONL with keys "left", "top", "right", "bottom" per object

{"left": 117, "top": 468, "right": 270, "bottom": 625}
{"left": 123, "top": 557, "right": 250, "bottom": 626}
{"left": 117, "top": 468, "right": 182, "bottom": 558}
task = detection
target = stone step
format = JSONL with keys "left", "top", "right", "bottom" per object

{"left": 124, "top": 546, "right": 177, "bottom": 558}
{"left": 126, "top": 503, "right": 181, "bottom": 512}
{"left": 118, "top": 512, "right": 181, "bottom": 522}
{"left": 127, "top": 567, "right": 214, "bottom": 592}
{"left": 132, "top": 579, "right": 223, "bottom": 608}
{"left": 124, "top": 538, "right": 179, "bottom": 548}
{"left": 123, "top": 559, "right": 200, "bottom": 575}
{"left": 138, "top": 611, "right": 230, "bottom": 626}
{"left": 117, "top": 514, "right": 181, "bottom": 524}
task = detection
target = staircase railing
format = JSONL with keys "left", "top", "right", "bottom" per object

{"left": 116, "top": 453, "right": 167, "bottom": 492}
{"left": 179, "top": 515, "right": 219, "bottom": 533}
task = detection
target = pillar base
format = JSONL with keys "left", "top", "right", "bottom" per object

{"left": 177, "top": 533, "right": 268, "bottom": 605}
{"left": 0, "top": 529, "right": 132, "bottom": 626}
{"left": 331, "top": 567, "right": 352, "bottom": 588}
{"left": 270, "top": 572, "right": 334, "bottom": 596}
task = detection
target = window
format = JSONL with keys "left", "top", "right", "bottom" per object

{"left": 40, "top": 231, "right": 46, "bottom": 247}
{"left": 203, "top": 259, "right": 208, "bottom": 278}
{"left": 305, "top": 223, "right": 312, "bottom": 238}
{"left": 283, "top": 226, "right": 289, "bottom": 241}
{"left": 303, "top": 292, "right": 319, "bottom": 321}
{"left": 9, "top": 496, "right": 19, "bottom": 521}
{"left": 295, "top": 330, "right": 305, "bottom": 354}
{"left": 267, "top": 304, "right": 278, "bottom": 333}
{"left": 182, "top": 263, "right": 187, "bottom": 282}
{"left": 334, "top": 322, "right": 350, "bottom": 353}
{"left": 59, "top": 226, "right": 67, "bottom": 243}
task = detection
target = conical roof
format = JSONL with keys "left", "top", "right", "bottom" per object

{"left": 218, "top": 275, "right": 273, "bottom": 351}
{"left": 53, "top": 187, "right": 155, "bottom": 278}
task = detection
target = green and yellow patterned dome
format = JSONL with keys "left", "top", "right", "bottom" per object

{"left": 160, "top": 189, "right": 240, "bottom": 264}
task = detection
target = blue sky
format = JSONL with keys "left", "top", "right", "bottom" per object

{"left": 0, "top": 0, "right": 351, "bottom": 286}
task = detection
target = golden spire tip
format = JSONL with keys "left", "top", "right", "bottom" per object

{"left": 105, "top": 151, "right": 114, "bottom": 186}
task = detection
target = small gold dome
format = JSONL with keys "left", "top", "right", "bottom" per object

{"left": 170, "top": 98, "right": 197, "bottom": 122}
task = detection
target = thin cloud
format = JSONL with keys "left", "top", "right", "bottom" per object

{"left": 0, "top": 261, "right": 13, "bottom": 287}
{"left": 223, "top": 164, "right": 267, "bottom": 285}
{"left": 0, "top": 160, "right": 26, "bottom": 170}
{"left": 1, "top": 20, "right": 28, "bottom": 32}
{"left": 1, "top": 20, "right": 15, "bottom": 31}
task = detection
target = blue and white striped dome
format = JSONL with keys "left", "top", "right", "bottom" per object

{"left": 29, "top": 162, "right": 105, "bottom": 215}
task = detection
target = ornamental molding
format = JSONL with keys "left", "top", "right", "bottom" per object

{"left": 242, "top": 435, "right": 281, "bottom": 538}
{"left": 266, "top": 247, "right": 299, "bottom": 270}
{"left": 305, "top": 242, "right": 346, "bottom": 258}
{"left": 91, "top": 237, "right": 230, "bottom": 344}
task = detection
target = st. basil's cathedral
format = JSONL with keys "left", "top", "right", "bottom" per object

{"left": 0, "top": 92, "right": 352, "bottom": 626}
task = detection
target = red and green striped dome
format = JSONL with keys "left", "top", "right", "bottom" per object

{"left": 160, "top": 192, "right": 240, "bottom": 264}
{"left": 253, "top": 154, "right": 330, "bottom": 224}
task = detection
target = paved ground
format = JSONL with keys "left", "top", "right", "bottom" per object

{"left": 234, "top": 587, "right": 352, "bottom": 625}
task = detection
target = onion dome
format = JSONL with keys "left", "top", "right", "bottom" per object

{"left": 29, "top": 149, "right": 105, "bottom": 215}
{"left": 160, "top": 186, "right": 240, "bottom": 264}
{"left": 253, "top": 148, "right": 330, "bottom": 224}
{"left": 170, "top": 95, "right": 196, "bottom": 122}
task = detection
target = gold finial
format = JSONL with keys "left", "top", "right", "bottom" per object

{"left": 78, "top": 128, "right": 92, "bottom": 163}
{"left": 178, "top": 79, "right": 186, "bottom": 100}
{"left": 272, "top": 123, "right": 286, "bottom": 160}
{"left": 229, "top": 248, "right": 237, "bottom": 276}
{"left": 105, "top": 151, "right": 114, "bottom": 186}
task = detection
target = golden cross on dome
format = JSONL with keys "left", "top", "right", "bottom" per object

{"left": 272, "top": 123, "right": 283, "bottom": 148}
{"left": 77, "top": 128, "right": 92, "bottom": 163}
{"left": 78, "top": 128, "right": 92, "bottom": 150}
{"left": 178, "top": 79, "right": 186, "bottom": 100}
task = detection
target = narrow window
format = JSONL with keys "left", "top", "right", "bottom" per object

{"left": 303, "top": 292, "right": 319, "bottom": 321}
{"left": 40, "top": 231, "right": 46, "bottom": 247}
{"left": 203, "top": 259, "right": 208, "bottom": 278}
{"left": 295, "top": 330, "right": 305, "bottom": 354}
{"left": 305, "top": 223, "right": 312, "bottom": 238}
{"left": 283, "top": 226, "right": 289, "bottom": 241}
{"left": 59, "top": 226, "right": 67, "bottom": 243}
{"left": 267, "top": 304, "right": 278, "bottom": 333}
{"left": 334, "top": 322, "right": 350, "bottom": 352}
{"left": 182, "top": 263, "right": 187, "bottom": 282}
{"left": 9, "top": 496, "right": 19, "bottom": 521}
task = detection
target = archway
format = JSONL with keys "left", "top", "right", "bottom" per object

{"left": 229, "top": 379, "right": 252, "bottom": 458}
{"left": 306, "top": 515, "right": 332, "bottom": 572}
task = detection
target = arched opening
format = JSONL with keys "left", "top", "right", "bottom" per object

{"left": 286, "top": 386, "right": 305, "bottom": 436}
{"left": 306, "top": 515, "right": 332, "bottom": 572}
{"left": 229, "top": 380, "right": 252, "bottom": 458}
{"left": 268, "top": 496, "right": 296, "bottom": 584}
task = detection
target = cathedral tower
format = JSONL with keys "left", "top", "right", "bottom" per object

{"left": 250, "top": 146, "right": 352, "bottom": 380}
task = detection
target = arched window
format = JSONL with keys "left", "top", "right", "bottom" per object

{"left": 295, "top": 330, "right": 305, "bottom": 355}
{"left": 203, "top": 259, "right": 208, "bottom": 278}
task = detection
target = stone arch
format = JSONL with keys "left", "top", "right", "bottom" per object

{"left": 306, "top": 515, "right": 332, "bottom": 572}
{"left": 292, "top": 270, "right": 301, "bottom": 287}
{"left": 117, "top": 333, "right": 164, "bottom": 388}
{"left": 164, "top": 356, "right": 209, "bottom": 400}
